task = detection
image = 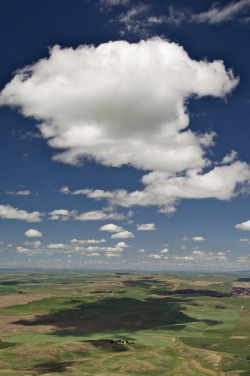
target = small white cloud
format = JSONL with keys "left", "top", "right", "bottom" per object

{"left": 6, "top": 190, "right": 31, "bottom": 196}
{"left": 71, "top": 238, "right": 106, "bottom": 244}
{"left": 85, "top": 246, "right": 100, "bottom": 252}
{"left": 105, "top": 252, "right": 122, "bottom": 258}
{"left": 47, "top": 243, "right": 65, "bottom": 249}
{"left": 111, "top": 231, "right": 134, "bottom": 239}
{"left": 165, "top": 1, "right": 250, "bottom": 27}
{"left": 0, "top": 204, "right": 43, "bottom": 222}
{"left": 192, "top": 236, "right": 205, "bottom": 241}
{"left": 180, "top": 245, "right": 187, "bottom": 250}
{"left": 158, "top": 205, "right": 177, "bottom": 214}
{"left": 75, "top": 209, "right": 125, "bottom": 221}
{"left": 74, "top": 246, "right": 85, "bottom": 251}
{"left": 160, "top": 248, "right": 169, "bottom": 253}
{"left": 192, "top": 250, "right": 205, "bottom": 256}
{"left": 86, "top": 252, "right": 101, "bottom": 257}
{"left": 60, "top": 187, "right": 115, "bottom": 199}
{"left": 59, "top": 186, "right": 70, "bottom": 194}
{"left": 23, "top": 240, "right": 42, "bottom": 248}
{"left": 99, "top": 223, "right": 124, "bottom": 232}
{"left": 17, "top": 246, "right": 32, "bottom": 253}
{"left": 238, "top": 238, "right": 250, "bottom": 242}
{"left": 115, "top": 242, "right": 129, "bottom": 248}
{"left": 235, "top": 220, "right": 250, "bottom": 231}
{"left": 237, "top": 256, "right": 249, "bottom": 263}
{"left": 148, "top": 254, "right": 162, "bottom": 259}
{"left": 147, "top": 15, "right": 168, "bottom": 24}
{"left": 49, "top": 209, "right": 75, "bottom": 221}
{"left": 84, "top": 244, "right": 126, "bottom": 254}
{"left": 173, "top": 255, "right": 195, "bottom": 261}
{"left": 138, "top": 248, "right": 145, "bottom": 253}
{"left": 182, "top": 236, "right": 189, "bottom": 241}
{"left": 24, "top": 229, "right": 42, "bottom": 238}
{"left": 137, "top": 223, "right": 156, "bottom": 231}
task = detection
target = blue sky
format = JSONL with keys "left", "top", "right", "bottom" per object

{"left": 0, "top": 0, "right": 250, "bottom": 271}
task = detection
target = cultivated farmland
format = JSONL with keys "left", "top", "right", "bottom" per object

{"left": 0, "top": 271, "right": 249, "bottom": 375}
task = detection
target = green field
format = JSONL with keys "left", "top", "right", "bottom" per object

{"left": 0, "top": 271, "right": 249, "bottom": 375}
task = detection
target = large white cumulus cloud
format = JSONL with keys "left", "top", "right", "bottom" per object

{"left": 0, "top": 38, "right": 238, "bottom": 171}
{"left": 0, "top": 38, "right": 249, "bottom": 212}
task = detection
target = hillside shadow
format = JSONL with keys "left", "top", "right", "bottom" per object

{"left": 123, "top": 279, "right": 172, "bottom": 288}
{"left": 173, "top": 289, "right": 231, "bottom": 297}
{"left": 11, "top": 296, "right": 220, "bottom": 336}
{"left": 1, "top": 281, "right": 21, "bottom": 286}
{"left": 30, "top": 361, "right": 73, "bottom": 374}
{"left": 203, "top": 319, "right": 223, "bottom": 326}
{"left": 12, "top": 296, "right": 186, "bottom": 332}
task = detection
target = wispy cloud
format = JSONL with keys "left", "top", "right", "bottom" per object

{"left": 165, "top": 6, "right": 188, "bottom": 25}
{"left": 98, "top": 0, "right": 130, "bottom": 11}
{"left": 192, "top": 0, "right": 250, "bottom": 24}
{"left": 48, "top": 208, "right": 127, "bottom": 221}
{"left": 166, "top": 0, "right": 250, "bottom": 26}
{"left": 108, "top": 0, "right": 250, "bottom": 34}
{"left": 5, "top": 190, "right": 31, "bottom": 196}
{"left": 116, "top": 4, "right": 151, "bottom": 36}
{"left": 75, "top": 209, "right": 126, "bottom": 221}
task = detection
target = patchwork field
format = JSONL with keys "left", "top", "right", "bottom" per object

{"left": 0, "top": 271, "right": 249, "bottom": 375}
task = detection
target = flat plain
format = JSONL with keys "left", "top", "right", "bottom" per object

{"left": 0, "top": 270, "right": 249, "bottom": 375}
